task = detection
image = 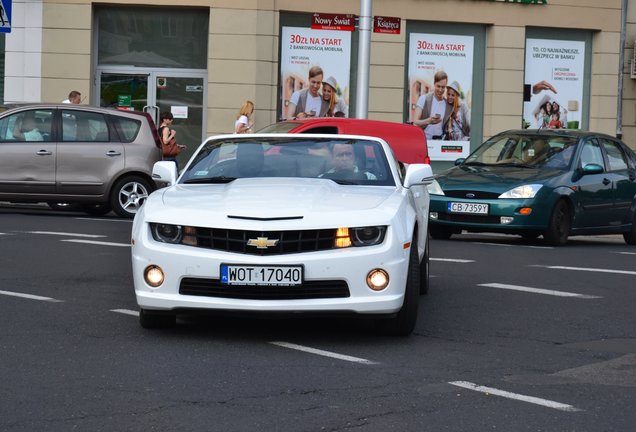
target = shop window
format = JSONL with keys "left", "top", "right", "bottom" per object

{"left": 95, "top": 6, "right": 208, "bottom": 69}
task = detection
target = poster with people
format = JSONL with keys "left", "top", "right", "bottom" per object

{"left": 280, "top": 26, "right": 351, "bottom": 120}
{"left": 523, "top": 39, "right": 586, "bottom": 130}
{"left": 408, "top": 33, "right": 474, "bottom": 161}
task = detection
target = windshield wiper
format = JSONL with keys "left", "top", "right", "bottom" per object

{"left": 183, "top": 176, "right": 237, "bottom": 184}
{"left": 496, "top": 162, "right": 533, "bottom": 168}
{"left": 331, "top": 179, "right": 358, "bottom": 185}
{"left": 463, "top": 161, "right": 487, "bottom": 166}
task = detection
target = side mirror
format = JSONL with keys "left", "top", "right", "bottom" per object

{"left": 454, "top": 158, "right": 466, "bottom": 166}
{"left": 404, "top": 163, "right": 434, "bottom": 188}
{"left": 581, "top": 163, "right": 604, "bottom": 176}
{"left": 152, "top": 161, "right": 178, "bottom": 186}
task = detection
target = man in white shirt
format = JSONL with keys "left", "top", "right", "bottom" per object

{"left": 286, "top": 66, "right": 329, "bottom": 119}
{"left": 413, "top": 70, "right": 451, "bottom": 140}
{"left": 62, "top": 90, "right": 81, "bottom": 104}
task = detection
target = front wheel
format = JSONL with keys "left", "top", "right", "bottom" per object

{"left": 110, "top": 176, "right": 154, "bottom": 218}
{"left": 624, "top": 212, "right": 636, "bottom": 245}
{"left": 430, "top": 225, "right": 454, "bottom": 240}
{"left": 376, "top": 236, "right": 420, "bottom": 336}
{"left": 543, "top": 200, "right": 571, "bottom": 246}
{"left": 420, "top": 233, "right": 430, "bottom": 295}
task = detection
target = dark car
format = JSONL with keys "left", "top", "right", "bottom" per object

{"left": 258, "top": 118, "right": 430, "bottom": 165}
{"left": 428, "top": 129, "right": 636, "bottom": 245}
{"left": 0, "top": 104, "right": 163, "bottom": 218}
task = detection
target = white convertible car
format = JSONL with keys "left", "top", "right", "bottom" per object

{"left": 131, "top": 134, "right": 433, "bottom": 335}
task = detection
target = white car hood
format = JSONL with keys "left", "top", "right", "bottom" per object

{"left": 148, "top": 178, "right": 399, "bottom": 228}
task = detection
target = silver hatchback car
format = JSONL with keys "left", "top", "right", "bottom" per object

{"left": 0, "top": 104, "right": 163, "bottom": 218}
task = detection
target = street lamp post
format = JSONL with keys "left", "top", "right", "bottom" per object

{"left": 355, "top": 0, "right": 372, "bottom": 119}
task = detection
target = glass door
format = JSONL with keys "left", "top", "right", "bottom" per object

{"left": 99, "top": 73, "right": 149, "bottom": 112}
{"left": 96, "top": 69, "right": 207, "bottom": 164}
{"left": 154, "top": 74, "right": 205, "bottom": 164}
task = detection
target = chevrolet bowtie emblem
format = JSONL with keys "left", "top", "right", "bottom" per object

{"left": 247, "top": 237, "right": 279, "bottom": 249}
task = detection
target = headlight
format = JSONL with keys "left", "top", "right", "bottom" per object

{"left": 335, "top": 226, "right": 387, "bottom": 248}
{"left": 426, "top": 179, "right": 445, "bottom": 195}
{"left": 151, "top": 223, "right": 183, "bottom": 243}
{"left": 351, "top": 226, "right": 386, "bottom": 246}
{"left": 499, "top": 184, "right": 543, "bottom": 199}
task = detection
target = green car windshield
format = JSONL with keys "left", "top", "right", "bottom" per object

{"left": 465, "top": 134, "right": 578, "bottom": 169}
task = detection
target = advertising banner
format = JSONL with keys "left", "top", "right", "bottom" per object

{"left": 523, "top": 38, "right": 585, "bottom": 130}
{"left": 408, "top": 33, "right": 474, "bottom": 161}
{"left": 280, "top": 26, "right": 351, "bottom": 120}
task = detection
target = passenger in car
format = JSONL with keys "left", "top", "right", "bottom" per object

{"left": 522, "top": 139, "right": 550, "bottom": 163}
{"left": 13, "top": 115, "right": 44, "bottom": 141}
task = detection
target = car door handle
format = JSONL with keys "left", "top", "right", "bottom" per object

{"left": 106, "top": 150, "right": 122, "bottom": 157}
{"left": 602, "top": 178, "right": 611, "bottom": 186}
{"left": 36, "top": 150, "right": 52, "bottom": 156}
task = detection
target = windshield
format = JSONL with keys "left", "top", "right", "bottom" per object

{"left": 179, "top": 137, "right": 396, "bottom": 186}
{"left": 465, "top": 133, "right": 578, "bottom": 169}
{"left": 256, "top": 122, "right": 300, "bottom": 133}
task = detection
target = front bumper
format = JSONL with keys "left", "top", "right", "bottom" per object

{"left": 132, "top": 223, "right": 411, "bottom": 315}
{"left": 429, "top": 195, "right": 552, "bottom": 232}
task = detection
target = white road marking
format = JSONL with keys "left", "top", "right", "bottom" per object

{"left": 478, "top": 283, "right": 601, "bottom": 299}
{"left": 473, "top": 242, "right": 552, "bottom": 250}
{"left": 449, "top": 381, "right": 582, "bottom": 412}
{"left": 616, "top": 251, "right": 636, "bottom": 256}
{"left": 431, "top": 258, "right": 475, "bottom": 263}
{"left": 270, "top": 341, "right": 379, "bottom": 365}
{"left": 474, "top": 242, "right": 512, "bottom": 247}
{"left": 110, "top": 309, "right": 139, "bottom": 317}
{"left": 76, "top": 217, "right": 132, "bottom": 223}
{"left": 0, "top": 289, "right": 62, "bottom": 302}
{"left": 62, "top": 239, "right": 130, "bottom": 247}
{"left": 25, "top": 231, "right": 106, "bottom": 238}
{"left": 533, "top": 265, "right": 636, "bottom": 276}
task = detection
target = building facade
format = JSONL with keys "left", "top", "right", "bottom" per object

{"left": 2, "top": 0, "right": 629, "bottom": 168}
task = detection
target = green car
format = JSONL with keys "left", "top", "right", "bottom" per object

{"left": 428, "top": 130, "right": 636, "bottom": 246}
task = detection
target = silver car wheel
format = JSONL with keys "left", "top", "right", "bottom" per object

{"left": 111, "top": 176, "right": 154, "bottom": 218}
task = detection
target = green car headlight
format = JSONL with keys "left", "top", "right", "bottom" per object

{"left": 499, "top": 184, "right": 543, "bottom": 199}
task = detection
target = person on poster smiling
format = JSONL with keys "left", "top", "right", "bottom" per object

{"left": 286, "top": 66, "right": 329, "bottom": 119}
{"left": 413, "top": 70, "right": 451, "bottom": 140}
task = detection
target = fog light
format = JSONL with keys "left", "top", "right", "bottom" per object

{"left": 429, "top": 212, "right": 438, "bottom": 220}
{"left": 367, "top": 269, "right": 389, "bottom": 291}
{"left": 144, "top": 265, "right": 164, "bottom": 288}
{"left": 500, "top": 216, "right": 514, "bottom": 224}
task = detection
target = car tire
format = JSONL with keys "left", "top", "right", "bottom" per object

{"left": 376, "top": 236, "right": 420, "bottom": 336}
{"left": 110, "top": 176, "right": 154, "bottom": 218}
{"left": 623, "top": 212, "right": 636, "bottom": 245}
{"left": 544, "top": 200, "right": 571, "bottom": 246}
{"left": 139, "top": 308, "right": 176, "bottom": 329}
{"left": 81, "top": 203, "right": 112, "bottom": 216}
{"left": 430, "top": 225, "right": 453, "bottom": 240}
{"left": 419, "top": 233, "right": 430, "bottom": 295}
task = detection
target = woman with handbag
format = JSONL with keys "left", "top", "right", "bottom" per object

{"left": 159, "top": 111, "right": 186, "bottom": 167}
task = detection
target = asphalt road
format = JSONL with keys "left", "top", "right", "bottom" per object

{"left": 1, "top": 204, "right": 635, "bottom": 431}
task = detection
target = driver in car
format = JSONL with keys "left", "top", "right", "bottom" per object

{"left": 319, "top": 143, "right": 376, "bottom": 180}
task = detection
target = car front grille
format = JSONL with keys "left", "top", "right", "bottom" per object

{"left": 179, "top": 278, "right": 350, "bottom": 300}
{"left": 437, "top": 213, "right": 502, "bottom": 224}
{"left": 191, "top": 228, "right": 338, "bottom": 255}
{"left": 444, "top": 190, "right": 501, "bottom": 199}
